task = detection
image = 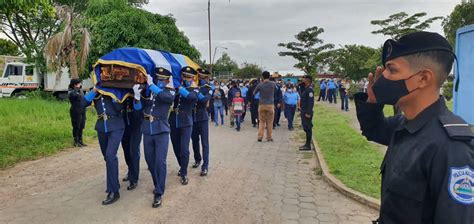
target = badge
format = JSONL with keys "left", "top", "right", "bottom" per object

{"left": 309, "top": 92, "right": 313, "bottom": 98}
{"left": 448, "top": 166, "right": 474, "bottom": 205}
{"left": 170, "top": 91, "right": 176, "bottom": 96}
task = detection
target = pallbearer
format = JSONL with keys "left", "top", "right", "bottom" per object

{"left": 120, "top": 95, "right": 143, "bottom": 191}
{"left": 191, "top": 68, "right": 212, "bottom": 176}
{"left": 170, "top": 66, "right": 199, "bottom": 185}
{"left": 134, "top": 68, "right": 175, "bottom": 208}
{"left": 83, "top": 89, "right": 125, "bottom": 205}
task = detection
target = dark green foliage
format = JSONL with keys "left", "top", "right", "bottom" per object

{"left": 443, "top": 2, "right": 474, "bottom": 47}
{"left": 371, "top": 12, "right": 443, "bottom": 40}
{"left": 0, "top": 38, "right": 20, "bottom": 56}
{"left": 278, "top": 26, "right": 334, "bottom": 76}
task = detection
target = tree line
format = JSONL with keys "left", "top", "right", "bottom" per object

{"left": 278, "top": 3, "right": 474, "bottom": 81}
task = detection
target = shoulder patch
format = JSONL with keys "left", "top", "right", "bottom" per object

{"left": 448, "top": 166, "right": 474, "bottom": 205}
{"left": 439, "top": 115, "right": 473, "bottom": 141}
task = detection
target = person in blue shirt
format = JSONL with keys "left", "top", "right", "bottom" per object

{"left": 283, "top": 84, "right": 300, "bottom": 130}
{"left": 191, "top": 68, "right": 212, "bottom": 176}
{"left": 169, "top": 66, "right": 199, "bottom": 185}
{"left": 317, "top": 79, "right": 326, "bottom": 102}
{"left": 134, "top": 67, "right": 174, "bottom": 208}
{"left": 212, "top": 83, "right": 225, "bottom": 126}
{"left": 83, "top": 87, "right": 127, "bottom": 205}
{"left": 327, "top": 79, "right": 337, "bottom": 104}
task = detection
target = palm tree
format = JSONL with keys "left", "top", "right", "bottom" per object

{"left": 44, "top": 5, "right": 90, "bottom": 80}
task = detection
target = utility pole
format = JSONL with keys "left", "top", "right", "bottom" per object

{"left": 208, "top": 0, "right": 212, "bottom": 76}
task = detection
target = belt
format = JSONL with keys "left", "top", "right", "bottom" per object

{"left": 97, "top": 113, "right": 113, "bottom": 120}
{"left": 144, "top": 113, "right": 164, "bottom": 122}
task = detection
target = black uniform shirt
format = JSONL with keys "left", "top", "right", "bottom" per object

{"left": 68, "top": 88, "right": 85, "bottom": 114}
{"left": 300, "top": 84, "right": 314, "bottom": 117}
{"left": 354, "top": 93, "right": 474, "bottom": 224}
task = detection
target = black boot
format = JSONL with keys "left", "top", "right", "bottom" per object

{"left": 102, "top": 192, "right": 120, "bottom": 205}
{"left": 78, "top": 130, "right": 87, "bottom": 147}
{"left": 152, "top": 194, "right": 162, "bottom": 208}
{"left": 73, "top": 137, "right": 81, "bottom": 147}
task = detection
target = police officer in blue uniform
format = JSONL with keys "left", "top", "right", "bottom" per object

{"left": 283, "top": 84, "right": 300, "bottom": 131}
{"left": 83, "top": 88, "right": 124, "bottom": 205}
{"left": 298, "top": 75, "right": 314, "bottom": 151}
{"left": 191, "top": 68, "right": 212, "bottom": 176}
{"left": 355, "top": 32, "right": 473, "bottom": 223}
{"left": 120, "top": 96, "right": 142, "bottom": 190}
{"left": 170, "top": 66, "right": 199, "bottom": 185}
{"left": 134, "top": 67, "right": 175, "bottom": 208}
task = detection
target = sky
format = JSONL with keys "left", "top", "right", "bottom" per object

{"left": 145, "top": 0, "right": 460, "bottom": 75}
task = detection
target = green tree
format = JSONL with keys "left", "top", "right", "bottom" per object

{"left": 371, "top": 12, "right": 443, "bottom": 40}
{"left": 278, "top": 26, "right": 334, "bottom": 76}
{"left": 0, "top": 38, "right": 20, "bottom": 56}
{"left": 82, "top": 0, "right": 200, "bottom": 77}
{"left": 443, "top": 2, "right": 474, "bottom": 47}
{"left": 0, "top": 1, "right": 56, "bottom": 66}
{"left": 212, "top": 52, "right": 238, "bottom": 74}
{"left": 234, "top": 63, "right": 262, "bottom": 79}
{"left": 327, "top": 45, "right": 378, "bottom": 80}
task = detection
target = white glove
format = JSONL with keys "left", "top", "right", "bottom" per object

{"left": 133, "top": 84, "right": 142, "bottom": 101}
{"left": 147, "top": 74, "right": 153, "bottom": 86}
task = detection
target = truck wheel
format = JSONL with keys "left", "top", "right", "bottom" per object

{"left": 13, "top": 91, "right": 27, "bottom": 99}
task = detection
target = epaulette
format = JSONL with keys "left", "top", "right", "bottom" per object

{"left": 439, "top": 115, "right": 473, "bottom": 141}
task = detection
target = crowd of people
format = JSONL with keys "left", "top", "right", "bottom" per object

{"left": 317, "top": 78, "right": 369, "bottom": 112}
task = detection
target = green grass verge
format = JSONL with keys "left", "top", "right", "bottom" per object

{"left": 0, "top": 98, "right": 96, "bottom": 169}
{"left": 313, "top": 103, "right": 383, "bottom": 198}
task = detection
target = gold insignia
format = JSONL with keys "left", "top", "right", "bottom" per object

{"left": 186, "top": 67, "right": 190, "bottom": 71}
{"left": 159, "top": 68, "right": 164, "bottom": 72}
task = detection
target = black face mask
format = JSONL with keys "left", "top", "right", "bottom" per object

{"left": 372, "top": 72, "right": 420, "bottom": 105}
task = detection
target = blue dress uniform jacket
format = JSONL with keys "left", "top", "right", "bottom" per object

{"left": 83, "top": 92, "right": 124, "bottom": 133}
{"left": 193, "top": 86, "right": 212, "bottom": 122}
{"left": 141, "top": 88, "right": 175, "bottom": 135}
{"left": 354, "top": 93, "right": 474, "bottom": 224}
{"left": 170, "top": 87, "right": 199, "bottom": 128}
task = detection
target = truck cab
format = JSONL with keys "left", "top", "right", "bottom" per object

{"left": 0, "top": 62, "right": 40, "bottom": 98}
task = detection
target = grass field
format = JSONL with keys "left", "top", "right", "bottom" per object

{"left": 0, "top": 98, "right": 96, "bottom": 169}
{"left": 313, "top": 103, "right": 383, "bottom": 199}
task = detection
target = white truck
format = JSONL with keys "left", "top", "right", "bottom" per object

{"left": 0, "top": 55, "right": 92, "bottom": 99}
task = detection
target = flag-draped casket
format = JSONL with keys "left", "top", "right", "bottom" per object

{"left": 91, "top": 47, "right": 201, "bottom": 102}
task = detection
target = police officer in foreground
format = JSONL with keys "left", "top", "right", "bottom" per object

{"left": 134, "top": 68, "right": 175, "bottom": 208}
{"left": 191, "top": 68, "right": 212, "bottom": 176}
{"left": 298, "top": 75, "right": 314, "bottom": 151}
{"left": 354, "top": 32, "right": 473, "bottom": 223}
{"left": 83, "top": 87, "right": 125, "bottom": 205}
{"left": 120, "top": 95, "right": 143, "bottom": 191}
{"left": 68, "top": 79, "right": 87, "bottom": 147}
{"left": 170, "top": 66, "right": 199, "bottom": 185}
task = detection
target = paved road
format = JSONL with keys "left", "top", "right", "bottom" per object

{"left": 0, "top": 117, "right": 377, "bottom": 223}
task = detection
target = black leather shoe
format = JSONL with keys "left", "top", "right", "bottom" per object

{"left": 192, "top": 161, "right": 201, "bottom": 168}
{"left": 152, "top": 194, "right": 162, "bottom": 208}
{"left": 299, "top": 145, "right": 311, "bottom": 151}
{"left": 102, "top": 192, "right": 120, "bottom": 205}
{"left": 122, "top": 175, "right": 129, "bottom": 182}
{"left": 180, "top": 176, "right": 188, "bottom": 185}
{"left": 79, "top": 141, "right": 87, "bottom": 147}
{"left": 257, "top": 139, "right": 262, "bottom": 142}
{"left": 200, "top": 169, "right": 208, "bottom": 176}
{"left": 127, "top": 182, "right": 137, "bottom": 191}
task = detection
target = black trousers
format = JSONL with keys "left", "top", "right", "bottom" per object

{"left": 70, "top": 110, "right": 86, "bottom": 142}
{"left": 301, "top": 114, "right": 313, "bottom": 146}
{"left": 250, "top": 100, "right": 259, "bottom": 125}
